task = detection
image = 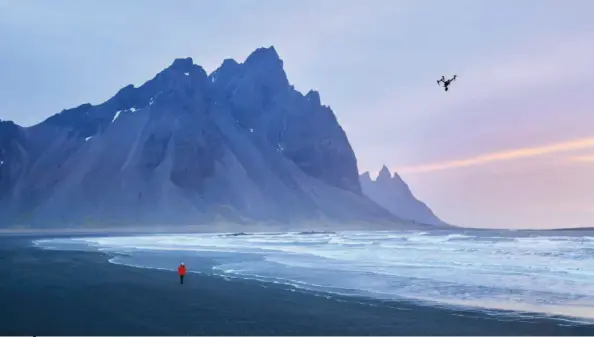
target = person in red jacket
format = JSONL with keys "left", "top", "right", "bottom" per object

{"left": 178, "top": 262, "right": 187, "bottom": 284}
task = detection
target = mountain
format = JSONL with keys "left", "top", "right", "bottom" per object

{"left": 0, "top": 47, "right": 420, "bottom": 230}
{"left": 360, "top": 166, "right": 450, "bottom": 227}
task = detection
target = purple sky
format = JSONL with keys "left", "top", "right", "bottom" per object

{"left": 1, "top": 0, "right": 593, "bottom": 228}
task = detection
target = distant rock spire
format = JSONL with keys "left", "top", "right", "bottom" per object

{"left": 360, "top": 171, "right": 372, "bottom": 183}
{"left": 376, "top": 165, "right": 392, "bottom": 182}
{"left": 359, "top": 165, "right": 450, "bottom": 227}
{"left": 391, "top": 171, "right": 407, "bottom": 187}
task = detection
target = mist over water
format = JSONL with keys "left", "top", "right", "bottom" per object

{"left": 36, "top": 229, "right": 594, "bottom": 323}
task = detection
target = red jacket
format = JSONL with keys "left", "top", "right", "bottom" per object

{"left": 178, "top": 265, "right": 186, "bottom": 276}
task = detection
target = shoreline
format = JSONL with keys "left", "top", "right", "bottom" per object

{"left": 34, "top": 233, "right": 594, "bottom": 325}
{"left": 2, "top": 235, "right": 594, "bottom": 335}
{"left": 0, "top": 218, "right": 458, "bottom": 236}
{"left": 0, "top": 224, "right": 434, "bottom": 236}
{"left": 3, "top": 225, "right": 592, "bottom": 236}
{"left": 95, "top": 251, "right": 594, "bottom": 325}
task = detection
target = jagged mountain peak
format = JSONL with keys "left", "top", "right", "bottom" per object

{"left": 377, "top": 165, "right": 392, "bottom": 182}
{"left": 40, "top": 54, "right": 216, "bottom": 140}
{"left": 241, "top": 46, "right": 288, "bottom": 88}
{"left": 161, "top": 57, "right": 207, "bottom": 78}
{"left": 208, "top": 45, "right": 289, "bottom": 91}
{"left": 204, "top": 47, "right": 361, "bottom": 195}
{"left": 360, "top": 166, "right": 449, "bottom": 227}
{"left": 40, "top": 48, "right": 287, "bottom": 133}
{"left": 360, "top": 171, "right": 372, "bottom": 183}
{"left": 244, "top": 46, "right": 281, "bottom": 65}
{"left": 0, "top": 46, "right": 404, "bottom": 228}
{"left": 221, "top": 58, "right": 239, "bottom": 67}
{"left": 305, "top": 90, "right": 322, "bottom": 106}
{"left": 169, "top": 57, "right": 194, "bottom": 71}
{"left": 391, "top": 171, "right": 408, "bottom": 186}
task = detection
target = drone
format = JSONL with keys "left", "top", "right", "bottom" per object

{"left": 436, "top": 74, "right": 457, "bottom": 91}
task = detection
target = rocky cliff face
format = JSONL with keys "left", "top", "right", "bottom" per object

{"left": 0, "top": 120, "right": 28, "bottom": 206}
{"left": 210, "top": 48, "right": 361, "bottom": 194}
{"left": 0, "top": 47, "right": 412, "bottom": 229}
{"left": 360, "top": 166, "right": 450, "bottom": 227}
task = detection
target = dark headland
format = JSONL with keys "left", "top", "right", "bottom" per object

{"left": 1, "top": 236, "right": 593, "bottom": 336}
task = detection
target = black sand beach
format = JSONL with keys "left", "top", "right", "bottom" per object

{"left": 1, "top": 235, "right": 594, "bottom": 336}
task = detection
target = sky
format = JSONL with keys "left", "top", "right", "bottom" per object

{"left": 1, "top": 0, "right": 593, "bottom": 229}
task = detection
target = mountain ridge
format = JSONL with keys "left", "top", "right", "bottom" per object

{"left": 0, "top": 46, "right": 423, "bottom": 230}
{"left": 360, "top": 165, "right": 450, "bottom": 227}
